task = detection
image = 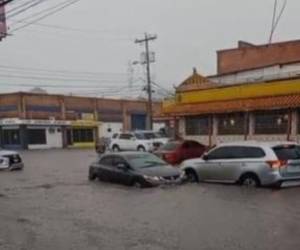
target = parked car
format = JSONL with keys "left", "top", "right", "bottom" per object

{"left": 181, "top": 141, "right": 300, "bottom": 188}
{"left": 155, "top": 140, "right": 207, "bottom": 165}
{"left": 109, "top": 132, "right": 156, "bottom": 152}
{"left": 0, "top": 150, "right": 24, "bottom": 171}
{"left": 88, "top": 152, "right": 185, "bottom": 187}
{"left": 134, "top": 130, "right": 170, "bottom": 149}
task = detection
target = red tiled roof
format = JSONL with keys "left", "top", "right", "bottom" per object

{"left": 163, "top": 94, "right": 300, "bottom": 116}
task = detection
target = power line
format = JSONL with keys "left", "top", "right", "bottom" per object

{"left": 268, "top": 0, "right": 288, "bottom": 43}
{"left": 0, "top": 64, "right": 127, "bottom": 77}
{"left": 7, "top": 0, "right": 49, "bottom": 19}
{"left": 10, "top": 0, "right": 82, "bottom": 32}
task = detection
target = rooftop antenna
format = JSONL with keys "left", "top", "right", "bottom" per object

{"left": 268, "top": 0, "right": 288, "bottom": 44}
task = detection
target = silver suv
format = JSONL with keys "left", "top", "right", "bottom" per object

{"left": 181, "top": 141, "right": 300, "bottom": 188}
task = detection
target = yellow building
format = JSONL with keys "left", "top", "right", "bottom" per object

{"left": 162, "top": 69, "right": 300, "bottom": 146}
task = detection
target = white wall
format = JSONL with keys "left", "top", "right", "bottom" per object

{"left": 28, "top": 127, "right": 63, "bottom": 149}
{"left": 98, "top": 122, "right": 123, "bottom": 138}
{"left": 209, "top": 63, "right": 300, "bottom": 85}
{"left": 153, "top": 122, "right": 166, "bottom": 131}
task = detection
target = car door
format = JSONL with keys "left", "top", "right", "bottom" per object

{"left": 98, "top": 156, "right": 115, "bottom": 182}
{"left": 200, "top": 146, "right": 236, "bottom": 181}
{"left": 118, "top": 133, "right": 134, "bottom": 151}
{"left": 111, "top": 156, "right": 134, "bottom": 185}
{"left": 217, "top": 146, "right": 266, "bottom": 182}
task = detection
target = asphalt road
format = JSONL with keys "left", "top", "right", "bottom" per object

{"left": 1, "top": 149, "right": 300, "bottom": 250}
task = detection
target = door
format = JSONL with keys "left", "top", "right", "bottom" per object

{"left": 131, "top": 114, "right": 146, "bottom": 130}
{"left": 111, "top": 156, "right": 133, "bottom": 185}
{"left": 200, "top": 146, "right": 237, "bottom": 181}
{"left": 218, "top": 146, "right": 266, "bottom": 182}
{"left": 98, "top": 156, "right": 115, "bottom": 182}
{"left": 119, "top": 133, "right": 136, "bottom": 150}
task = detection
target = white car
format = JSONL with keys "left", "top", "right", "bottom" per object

{"left": 109, "top": 132, "right": 155, "bottom": 152}
{"left": 0, "top": 150, "right": 24, "bottom": 171}
{"left": 181, "top": 141, "right": 300, "bottom": 188}
{"left": 134, "top": 130, "right": 170, "bottom": 149}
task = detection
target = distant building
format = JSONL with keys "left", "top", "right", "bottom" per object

{"left": 30, "top": 87, "right": 48, "bottom": 94}
{"left": 0, "top": 92, "right": 163, "bottom": 149}
{"left": 162, "top": 39, "right": 300, "bottom": 145}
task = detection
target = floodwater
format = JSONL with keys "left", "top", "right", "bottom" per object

{"left": 1, "top": 149, "right": 300, "bottom": 250}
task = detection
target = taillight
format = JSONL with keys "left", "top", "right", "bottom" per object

{"left": 164, "top": 153, "right": 177, "bottom": 163}
{"left": 266, "top": 160, "right": 287, "bottom": 170}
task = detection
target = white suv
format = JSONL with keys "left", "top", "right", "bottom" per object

{"left": 181, "top": 141, "right": 300, "bottom": 188}
{"left": 109, "top": 132, "right": 155, "bottom": 152}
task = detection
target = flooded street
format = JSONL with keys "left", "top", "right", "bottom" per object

{"left": 1, "top": 149, "right": 300, "bottom": 250}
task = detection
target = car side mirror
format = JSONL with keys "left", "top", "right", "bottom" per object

{"left": 202, "top": 153, "right": 209, "bottom": 161}
{"left": 117, "top": 163, "right": 128, "bottom": 171}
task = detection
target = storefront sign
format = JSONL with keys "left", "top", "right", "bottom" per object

{"left": 0, "top": 118, "right": 71, "bottom": 126}
{"left": 81, "top": 113, "right": 95, "bottom": 121}
{"left": 71, "top": 120, "right": 99, "bottom": 127}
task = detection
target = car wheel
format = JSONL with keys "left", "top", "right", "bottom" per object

{"left": 185, "top": 169, "right": 199, "bottom": 183}
{"left": 133, "top": 180, "right": 143, "bottom": 188}
{"left": 112, "top": 145, "right": 120, "bottom": 152}
{"left": 137, "top": 146, "right": 146, "bottom": 152}
{"left": 240, "top": 174, "right": 260, "bottom": 187}
{"left": 272, "top": 181, "right": 282, "bottom": 189}
{"left": 88, "top": 172, "right": 97, "bottom": 181}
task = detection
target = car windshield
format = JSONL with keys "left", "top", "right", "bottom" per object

{"left": 154, "top": 132, "right": 168, "bottom": 138}
{"left": 273, "top": 145, "right": 300, "bottom": 160}
{"left": 161, "top": 142, "right": 180, "bottom": 151}
{"left": 135, "top": 132, "right": 156, "bottom": 140}
{"left": 126, "top": 153, "right": 167, "bottom": 168}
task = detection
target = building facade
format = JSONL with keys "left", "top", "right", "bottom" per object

{"left": 162, "top": 40, "right": 300, "bottom": 146}
{"left": 0, "top": 92, "right": 163, "bottom": 149}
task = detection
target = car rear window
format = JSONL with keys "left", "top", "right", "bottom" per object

{"left": 161, "top": 142, "right": 180, "bottom": 151}
{"left": 207, "top": 146, "right": 265, "bottom": 160}
{"left": 273, "top": 145, "right": 300, "bottom": 160}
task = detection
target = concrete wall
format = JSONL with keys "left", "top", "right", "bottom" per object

{"left": 98, "top": 122, "right": 123, "bottom": 138}
{"left": 209, "top": 63, "right": 300, "bottom": 85}
{"left": 28, "top": 127, "right": 63, "bottom": 149}
{"left": 217, "top": 40, "right": 300, "bottom": 74}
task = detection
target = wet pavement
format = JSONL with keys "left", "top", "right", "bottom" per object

{"left": 0, "top": 149, "right": 300, "bottom": 250}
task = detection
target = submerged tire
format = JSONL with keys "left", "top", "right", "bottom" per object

{"left": 240, "top": 174, "right": 260, "bottom": 187}
{"left": 185, "top": 169, "right": 199, "bottom": 183}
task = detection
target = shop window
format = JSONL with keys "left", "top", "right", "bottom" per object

{"left": 255, "top": 110, "right": 288, "bottom": 135}
{"left": 218, "top": 113, "right": 245, "bottom": 135}
{"left": 73, "top": 129, "right": 94, "bottom": 143}
{"left": 185, "top": 116, "right": 209, "bottom": 135}
{"left": 28, "top": 129, "right": 47, "bottom": 145}
{"left": 2, "top": 129, "right": 21, "bottom": 145}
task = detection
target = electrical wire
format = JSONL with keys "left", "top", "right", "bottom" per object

{"left": 7, "top": 0, "right": 49, "bottom": 19}
{"left": 10, "top": 0, "right": 82, "bottom": 32}
{"left": 0, "top": 64, "right": 127, "bottom": 77}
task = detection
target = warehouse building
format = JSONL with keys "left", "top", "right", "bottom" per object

{"left": 162, "top": 40, "right": 300, "bottom": 146}
{"left": 0, "top": 92, "right": 163, "bottom": 149}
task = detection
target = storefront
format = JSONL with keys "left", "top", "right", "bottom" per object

{"left": 66, "top": 120, "right": 99, "bottom": 148}
{"left": 0, "top": 118, "right": 70, "bottom": 149}
{"left": 162, "top": 72, "right": 300, "bottom": 145}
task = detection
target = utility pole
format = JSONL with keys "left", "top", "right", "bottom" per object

{"left": 135, "top": 33, "right": 157, "bottom": 130}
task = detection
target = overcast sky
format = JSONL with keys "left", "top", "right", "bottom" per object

{"left": 0, "top": 0, "right": 299, "bottom": 97}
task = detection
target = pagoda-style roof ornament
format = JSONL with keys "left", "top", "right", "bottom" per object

{"left": 176, "top": 68, "right": 218, "bottom": 92}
